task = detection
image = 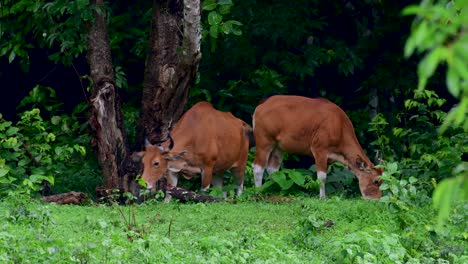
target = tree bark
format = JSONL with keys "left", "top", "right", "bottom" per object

{"left": 87, "top": 0, "right": 130, "bottom": 192}
{"left": 165, "top": 186, "right": 220, "bottom": 203}
{"left": 137, "top": 0, "right": 201, "bottom": 146}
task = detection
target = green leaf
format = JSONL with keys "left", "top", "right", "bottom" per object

{"left": 202, "top": 0, "right": 217, "bottom": 11}
{"left": 418, "top": 47, "right": 445, "bottom": 79}
{"left": 452, "top": 56, "right": 468, "bottom": 82}
{"left": 433, "top": 175, "right": 465, "bottom": 225}
{"left": 288, "top": 170, "right": 306, "bottom": 187}
{"left": 401, "top": 5, "right": 421, "bottom": 16}
{"left": 0, "top": 121, "right": 12, "bottom": 131}
{"left": 271, "top": 172, "right": 294, "bottom": 190}
{"left": 219, "top": 5, "right": 232, "bottom": 15}
{"left": 446, "top": 67, "right": 460, "bottom": 98}
{"left": 386, "top": 162, "right": 398, "bottom": 173}
{"left": 0, "top": 168, "right": 9, "bottom": 177}
{"left": 405, "top": 21, "right": 428, "bottom": 57}
{"left": 209, "top": 25, "right": 219, "bottom": 39}
{"left": 3, "top": 137, "right": 19, "bottom": 149}
{"left": 5, "top": 127, "right": 19, "bottom": 136}
{"left": 221, "top": 22, "right": 232, "bottom": 34}
{"left": 208, "top": 11, "right": 222, "bottom": 26}
{"left": 51, "top": 116, "right": 61, "bottom": 125}
{"left": 8, "top": 51, "right": 16, "bottom": 63}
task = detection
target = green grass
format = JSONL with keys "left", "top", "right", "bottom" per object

{"left": 0, "top": 196, "right": 466, "bottom": 263}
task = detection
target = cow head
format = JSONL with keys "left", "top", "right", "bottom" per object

{"left": 356, "top": 157, "right": 383, "bottom": 199}
{"left": 135, "top": 136, "right": 187, "bottom": 190}
{"left": 358, "top": 168, "right": 383, "bottom": 199}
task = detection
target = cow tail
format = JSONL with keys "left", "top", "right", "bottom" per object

{"left": 242, "top": 121, "right": 255, "bottom": 148}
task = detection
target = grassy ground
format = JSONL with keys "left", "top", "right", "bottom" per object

{"left": 0, "top": 196, "right": 466, "bottom": 263}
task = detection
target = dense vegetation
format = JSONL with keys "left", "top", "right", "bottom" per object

{"left": 0, "top": 0, "right": 466, "bottom": 262}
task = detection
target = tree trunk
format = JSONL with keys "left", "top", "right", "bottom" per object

{"left": 137, "top": 0, "right": 201, "bottom": 146}
{"left": 87, "top": 0, "right": 130, "bottom": 193}
{"left": 42, "top": 192, "right": 87, "bottom": 205}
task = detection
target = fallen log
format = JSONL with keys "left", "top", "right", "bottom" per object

{"left": 42, "top": 192, "right": 87, "bottom": 205}
{"left": 165, "top": 186, "right": 220, "bottom": 203}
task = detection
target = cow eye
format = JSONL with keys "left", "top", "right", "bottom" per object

{"left": 373, "top": 179, "right": 381, "bottom": 186}
{"left": 153, "top": 161, "right": 160, "bottom": 168}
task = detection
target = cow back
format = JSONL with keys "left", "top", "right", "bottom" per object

{"left": 171, "top": 102, "right": 249, "bottom": 172}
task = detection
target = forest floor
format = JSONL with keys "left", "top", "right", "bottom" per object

{"left": 0, "top": 196, "right": 466, "bottom": 263}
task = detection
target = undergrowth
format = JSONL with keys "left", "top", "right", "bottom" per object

{"left": 0, "top": 196, "right": 466, "bottom": 263}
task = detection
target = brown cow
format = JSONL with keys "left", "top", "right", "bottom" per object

{"left": 137, "top": 102, "right": 251, "bottom": 201}
{"left": 252, "top": 95, "right": 382, "bottom": 199}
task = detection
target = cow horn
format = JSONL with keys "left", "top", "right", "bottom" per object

{"left": 158, "top": 133, "right": 174, "bottom": 152}
{"left": 145, "top": 138, "right": 153, "bottom": 147}
{"left": 167, "top": 133, "right": 174, "bottom": 150}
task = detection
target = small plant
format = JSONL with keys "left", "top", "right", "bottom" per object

{"left": 0, "top": 85, "right": 99, "bottom": 198}
{"left": 330, "top": 230, "right": 408, "bottom": 264}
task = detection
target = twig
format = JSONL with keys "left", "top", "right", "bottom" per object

{"left": 36, "top": 66, "right": 57, "bottom": 84}
{"left": 166, "top": 216, "right": 174, "bottom": 238}
{"left": 71, "top": 62, "right": 90, "bottom": 103}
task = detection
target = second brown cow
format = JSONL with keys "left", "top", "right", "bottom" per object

{"left": 137, "top": 102, "right": 251, "bottom": 201}
{"left": 252, "top": 95, "right": 382, "bottom": 199}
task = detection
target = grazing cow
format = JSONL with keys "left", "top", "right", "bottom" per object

{"left": 137, "top": 102, "right": 251, "bottom": 201}
{"left": 252, "top": 95, "right": 383, "bottom": 199}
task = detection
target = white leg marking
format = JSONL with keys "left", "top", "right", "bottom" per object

{"left": 212, "top": 176, "right": 223, "bottom": 189}
{"left": 236, "top": 183, "right": 244, "bottom": 196}
{"left": 317, "top": 171, "right": 327, "bottom": 199}
{"left": 317, "top": 171, "right": 327, "bottom": 180}
{"left": 253, "top": 163, "right": 265, "bottom": 187}
{"left": 163, "top": 194, "right": 172, "bottom": 203}
{"left": 266, "top": 166, "right": 279, "bottom": 175}
{"left": 201, "top": 184, "right": 210, "bottom": 192}
{"left": 164, "top": 172, "right": 178, "bottom": 203}
{"left": 167, "top": 171, "right": 179, "bottom": 187}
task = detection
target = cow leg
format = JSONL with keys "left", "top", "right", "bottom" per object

{"left": 200, "top": 164, "right": 214, "bottom": 193}
{"left": 312, "top": 149, "right": 329, "bottom": 199}
{"left": 212, "top": 172, "right": 227, "bottom": 198}
{"left": 266, "top": 147, "right": 283, "bottom": 175}
{"left": 252, "top": 141, "right": 275, "bottom": 188}
{"left": 164, "top": 171, "right": 179, "bottom": 203}
{"left": 231, "top": 166, "right": 245, "bottom": 197}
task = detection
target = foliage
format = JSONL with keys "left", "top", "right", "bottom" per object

{"left": 256, "top": 156, "right": 361, "bottom": 198}
{"left": 1, "top": 197, "right": 466, "bottom": 263}
{"left": 201, "top": 0, "right": 243, "bottom": 52}
{"left": 332, "top": 230, "right": 407, "bottom": 263}
{"left": 403, "top": 0, "right": 468, "bottom": 132}
{"left": 260, "top": 168, "right": 314, "bottom": 195}
{"left": 369, "top": 88, "right": 466, "bottom": 202}
{"left": 403, "top": 0, "right": 468, "bottom": 225}
{"left": 0, "top": 86, "right": 100, "bottom": 198}
{"left": 0, "top": 0, "right": 93, "bottom": 68}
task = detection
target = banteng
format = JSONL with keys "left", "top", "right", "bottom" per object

{"left": 137, "top": 102, "right": 251, "bottom": 201}
{"left": 252, "top": 95, "right": 382, "bottom": 199}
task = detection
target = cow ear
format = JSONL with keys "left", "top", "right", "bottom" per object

{"left": 356, "top": 156, "right": 370, "bottom": 172}
{"left": 163, "top": 150, "right": 188, "bottom": 161}
{"left": 158, "top": 146, "right": 166, "bottom": 153}
{"left": 145, "top": 138, "right": 154, "bottom": 147}
{"left": 131, "top": 151, "right": 145, "bottom": 162}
